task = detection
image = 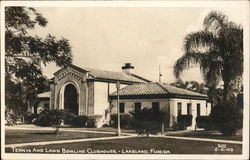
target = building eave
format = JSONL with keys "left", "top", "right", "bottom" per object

{"left": 109, "top": 94, "right": 208, "bottom": 101}
{"left": 87, "top": 78, "right": 142, "bottom": 85}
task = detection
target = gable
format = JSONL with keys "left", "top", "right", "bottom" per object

{"left": 54, "top": 64, "right": 150, "bottom": 84}
{"left": 54, "top": 66, "right": 87, "bottom": 82}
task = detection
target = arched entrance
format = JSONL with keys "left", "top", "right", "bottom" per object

{"left": 63, "top": 84, "right": 79, "bottom": 115}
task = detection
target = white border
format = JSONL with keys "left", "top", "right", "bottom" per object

{"left": 1, "top": 1, "right": 249, "bottom": 160}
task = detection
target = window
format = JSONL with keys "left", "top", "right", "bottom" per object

{"left": 119, "top": 103, "right": 125, "bottom": 113}
{"left": 152, "top": 102, "right": 160, "bottom": 112}
{"left": 197, "top": 103, "right": 201, "bottom": 117}
{"left": 177, "top": 103, "right": 182, "bottom": 115}
{"left": 187, "top": 103, "right": 192, "bottom": 115}
{"left": 135, "top": 103, "right": 141, "bottom": 113}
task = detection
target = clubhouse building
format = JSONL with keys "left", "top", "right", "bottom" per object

{"left": 36, "top": 63, "right": 211, "bottom": 129}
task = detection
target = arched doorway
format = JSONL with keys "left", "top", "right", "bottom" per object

{"left": 64, "top": 84, "right": 79, "bottom": 115}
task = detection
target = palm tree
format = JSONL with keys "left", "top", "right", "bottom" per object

{"left": 173, "top": 11, "right": 243, "bottom": 102}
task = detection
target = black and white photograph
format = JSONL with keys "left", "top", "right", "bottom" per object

{"left": 1, "top": 0, "right": 249, "bottom": 159}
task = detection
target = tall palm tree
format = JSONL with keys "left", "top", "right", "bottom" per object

{"left": 173, "top": 11, "right": 243, "bottom": 102}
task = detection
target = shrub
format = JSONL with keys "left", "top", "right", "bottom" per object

{"left": 34, "top": 109, "right": 52, "bottom": 126}
{"left": 210, "top": 102, "right": 243, "bottom": 136}
{"left": 177, "top": 115, "right": 193, "bottom": 130}
{"left": 71, "top": 115, "right": 89, "bottom": 127}
{"left": 86, "top": 118, "right": 96, "bottom": 128}
{"left": 110, "top": 113, "right": 135, "bottom": 129}
{"left": 34, "top": 109, "right": 66, "bottom": 134}
{"left": 196, "top": 116, "right": 213, "bottom": 130}
{"left": 130, "top": 107, "right": 166, "bottom": 134}
{"left": 5, "top": 109, "right": 20, "bottom": 126}
{"left": 24, "top": 111, "right": 37, "bottom": 124}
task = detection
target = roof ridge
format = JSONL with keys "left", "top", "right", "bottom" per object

{"left": 131, "top": 73, "right": 151, "bottom": 82}
{"left": 162, "top": 83, "right": 208, "bottom": 96}
{"left": 156, "top": 82, "right": 169, "bottom": 94}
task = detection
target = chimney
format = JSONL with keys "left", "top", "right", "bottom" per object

{"left": 122, "top": 63, "right": 134, "bottom": 75}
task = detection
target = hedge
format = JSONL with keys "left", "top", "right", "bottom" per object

{"left": 110, "top": 113, "right": 134, "bottom": 129}
{"left": 177, "top": 115, "right": 192, "bottom": 130}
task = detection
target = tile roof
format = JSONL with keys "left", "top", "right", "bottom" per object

{"left": 56, "top": 64, "right": 151, "bottom": 83}
{"left": 111, "top": 83, "right": 167, "bottom": 96}
{"left": 84, "top": 67, "right": 149, "bottom": 83}
{"left": 110, "top": 83, "right": 207, "bottom": 98}
{"left": 159, "top": 83, "right": 207, "bottom": 97}
{"left": 37, "top": 91, "right": 50, "bottom": 98}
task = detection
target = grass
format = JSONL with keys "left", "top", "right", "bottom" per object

{"left": 6, "top": 137, "right": 242, "bottom": 154}
{"left": 166, "top": 130, "right": 242, "bottom": 141}
{"left": 63, "top": 127, "right": 136, "bottom": 133}
{"left": 5, "top": 129, "right": 113, "bottom": 144}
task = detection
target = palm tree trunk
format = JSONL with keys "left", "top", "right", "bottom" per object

{"left": 223, "top": 81, "right": 230, "bottom": 102}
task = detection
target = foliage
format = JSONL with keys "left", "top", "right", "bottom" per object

{"left": 210, "top": 102, "right": 243, "bottom": 136}
{"left": 24, "top": 111, "right": 37, "bottom": 124}
{"left": 130, "top": 107, "right": 166, "bottom": 134}
{"left": 71, "top": 115, "right": 89, "bottom": 127}
{"left": 170, "top": 80, "right": 208, "bottom": 94}
{"left": 5, "top": 7, "right": 72, "bottom": 115}
{"left": 34, "top": 109, "right": 66, "bottom": 134}
{"left": 86, "top": 118, "right": 97, "bottom": 128}
{"left": 110, "top": 113, "right": 134, "bottom": 129}
{"left": 173, "top": 10, "right": 243, "bottom": 102}
{"left": 86, "top": 115, "right": 104, "bottom": 128}
{"left": 195, "top": 116, "right": 215, "bottom": 130}
{"left": 177, "top": 115, "right": 193, "bottom": 130}
{"left": 5, "top": 109, "right": 20, "bottom": 126}
{"left": 61, "top": 111, "right": 89, "bottom": 127}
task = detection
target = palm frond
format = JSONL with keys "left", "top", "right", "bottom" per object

{"left": 203, "top": 10, "right": 229, "bottom": 35}
{"left": 199, "top": 52, "right": 223, "bottom": 87}
{"left": 183, "top": 30, "right": 217, "bottom": 53}
{"left": 173, "top": 51, "right": 207, "bottom": 79}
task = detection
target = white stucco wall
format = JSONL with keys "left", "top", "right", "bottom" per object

{"left": 93, "top": 82, "right": 128, "bottom": 115}
{"left": 110, "top": 97, "right": 211, "bottom": 130}
{"left": 110, "top": 98, "right": 170, "bottom": 114}
{"left": 168, "top": 98, "right": 209, "bottom": 129}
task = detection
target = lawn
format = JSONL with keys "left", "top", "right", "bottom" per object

{"left": 5, "top": 129, "right": 114, "bottom": 144}
{"left": 166, "top": 130, "right": 242, "bottom": 141}
{"left": 5, "top": 137, "right": 242, "bottom": 154}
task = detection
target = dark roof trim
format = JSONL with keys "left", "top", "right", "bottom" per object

{"left": 87, "top": 78, "right": 141, "bottom": 85}
{"left": 131, "top": 73, "right": 151, "bottom": 82}
{"left": 109, "top": 94, "right": 208, "bottom": 101}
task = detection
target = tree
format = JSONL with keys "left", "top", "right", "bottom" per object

{"left": 5, "top": 7, "right": 72, "bottom": 115}
{"left": 210, "top": 101, "right": 242, "bottom": 136}
{"left": 173, "top": 11, "right": 243, "bottom": 102}
{"left": 170, "top": 80, "right": 208, "bottom": 95}
{"left": 34, "top": 109, "right": 66, "bottom": 134}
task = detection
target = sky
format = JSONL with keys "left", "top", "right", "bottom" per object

{"left": 28, "top": 4, "right": 247, "bottom": 84}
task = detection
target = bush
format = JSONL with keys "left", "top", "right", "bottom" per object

{"left": 71, "top": 115, "right": 89, "bottom": 127}
{"left": 196, "top": 116, "right": 214, "bottom": 130}
{"left": 34, "top": 109, "right": 65, "bottom": 127}
{"left": 24, "top": 111, "right": 37, "bottom": 124}
{"left": 177, "top": 115, "right": 192, "bottom": 130}
{"left": 34, "top": 109, "right": 67, "bottom": 134}
{"left": 34, "top": 110, "right": 51, "bottom": 126}
{"left": 86, "top": 118, "right": 96, "bottom": 128}
{"left": 5, "top": 109, "right": 20, "bottom": 126}
{"left": 110, "top": 113, "right": 135, "bottom": 129}
{"left": 210, "top": 102, "right": 243, "bottom": 136}
{"left": 130, "top": 107, "right": 166, "bottom": 134}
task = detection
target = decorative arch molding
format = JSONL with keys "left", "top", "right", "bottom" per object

{"left": 59, "top": 80, "right": 81, "bottom": 114}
